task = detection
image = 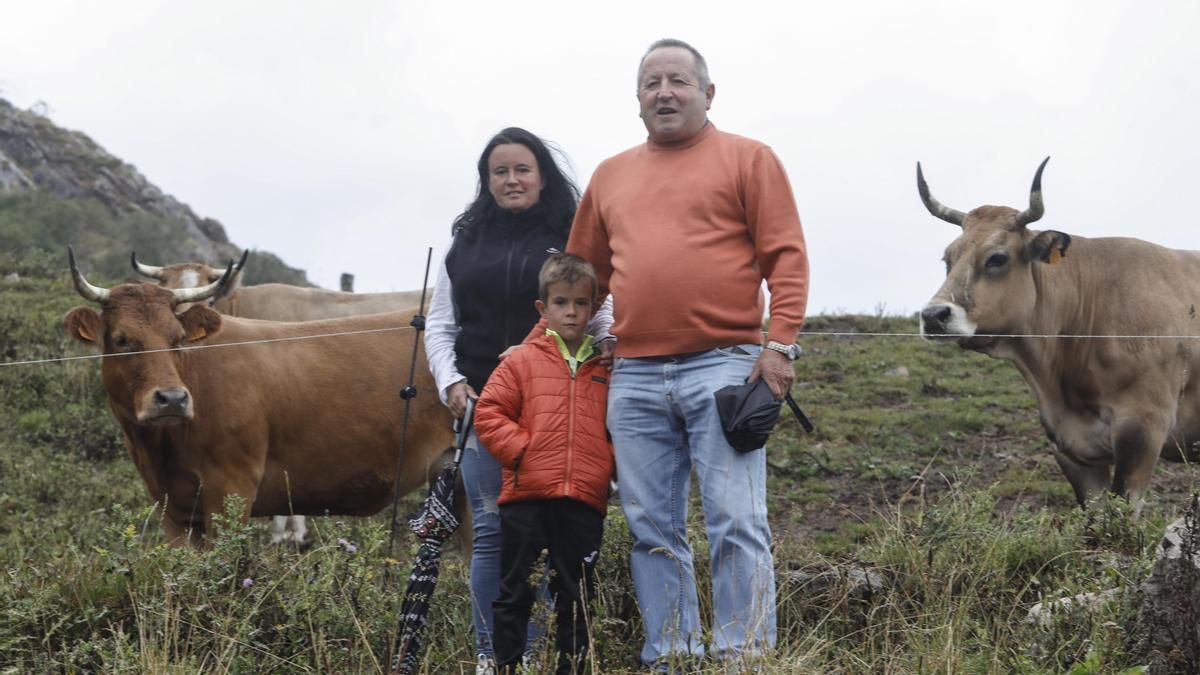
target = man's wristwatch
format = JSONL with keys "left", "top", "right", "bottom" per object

{"left": 764, "top": 340, "right": 802, "bottom": 360}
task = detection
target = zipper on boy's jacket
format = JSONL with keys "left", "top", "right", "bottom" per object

{"left": 565, "top": 373, "right": 576, "bottom": 498}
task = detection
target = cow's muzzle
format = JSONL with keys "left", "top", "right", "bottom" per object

{"left": 920, "top": 304, "right": 951, "bottom": 334}
{"left": 144, "top": 387, "right": 193, "bottom": 422}
{"left": 920, "top": 302, "right": 977, "bottom": 339}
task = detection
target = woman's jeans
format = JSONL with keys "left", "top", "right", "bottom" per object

{"left": 608, "top": 345, "right": 777, "bottom": 666}
{"left": 461, "top": 431, "right": 541, "bottom": 657}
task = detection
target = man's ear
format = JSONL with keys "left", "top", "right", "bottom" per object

{"left": 1024, "top": 230, "right": 1072, "bottom": 265}
{"left": 64, "top": 307, "right": 103, "bottom": 345}
{"left": 704, "top": 83, "right": 715, "bottom": 110}
{"left": 177, "top": 305, "right": 223, "bottom": 342}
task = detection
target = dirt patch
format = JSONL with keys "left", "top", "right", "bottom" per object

{"left": 772, "top": 432, "right": 1200, "bottom": 548}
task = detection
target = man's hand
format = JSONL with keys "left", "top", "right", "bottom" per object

{"left": 747, "top": 347, "right": 795, "bottom": 400}
{"left": 446, "top": 381, "right": 478, "bottom": 419}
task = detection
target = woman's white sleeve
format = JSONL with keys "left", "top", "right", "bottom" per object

{"left": 424, "top": 251, "right": 464, "bottom": 405}
{"left": 587, "top": 293, "right": 614, "bottom": 342}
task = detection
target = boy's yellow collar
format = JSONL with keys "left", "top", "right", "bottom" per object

{"left": 546, "top": 329, "right": 594, "bottom": 363}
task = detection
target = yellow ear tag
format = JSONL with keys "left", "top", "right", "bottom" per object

{"left": 188, "top": 326, "right": 207, "bottom": 341}
{"left": 1047, "top": 246, "right": 1064, "bottom": 265}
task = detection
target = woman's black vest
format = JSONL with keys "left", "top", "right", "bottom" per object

{"left": 445, "top": 204, "right": 566, "bottom": 394}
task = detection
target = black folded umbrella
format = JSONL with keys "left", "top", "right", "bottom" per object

{"left": 714, "top": 379, "right": 814, "bottom": 453}
{"left": 392, "top": 399, "right": 474, "bottom": 675}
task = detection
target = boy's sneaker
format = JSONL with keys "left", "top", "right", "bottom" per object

{"left": 476, "top": 653, "right": 497, "bottom": 675}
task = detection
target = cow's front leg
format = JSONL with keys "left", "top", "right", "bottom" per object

{"left": 1111, "top": 416, "right": 1168, "bottom": 519}
{"left": 201, "top": 480, "right": 258, "bottom": 545}
{"left": 1051, "top": 445, "right": 1111, "bottom": 507}
{"left": 161, "top": 510, "right": 203, "bottom": 547}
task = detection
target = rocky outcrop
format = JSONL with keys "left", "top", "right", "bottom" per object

{"left": 1124, "top": 497, "right": 1200, "bottom": 674}
{"left": 0, "top": 98, "right": 299, "bottom": 278}
{"left": 0, "top": 99, "right": 225, "bottom": 262}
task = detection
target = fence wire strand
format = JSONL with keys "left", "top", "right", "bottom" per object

{"left": 5, "top": 328, "right": 1200, "bottom": 369}
{"left": 1, "top": 324, "right": 417, "bottom": 368}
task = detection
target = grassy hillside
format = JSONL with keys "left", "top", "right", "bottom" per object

{"left": 0, "top": 193, "right": 307, "bottom": 286}
{"left": 1, "top": 257, "right": 1193, "bottom": 673}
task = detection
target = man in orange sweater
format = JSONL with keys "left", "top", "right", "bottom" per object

{"left": 475, "top": 253, "right": 614, "bottom": 675}
{"left": 566, "top": 39, "right": 810, "bottom": 669}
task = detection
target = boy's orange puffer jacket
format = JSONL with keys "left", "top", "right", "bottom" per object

{"left": 474, "top": 334, "right": 613, "bottom": 514}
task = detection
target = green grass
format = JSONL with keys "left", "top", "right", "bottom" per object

{"left": 2, "top": 257, "right": 1190, "bottom": 673}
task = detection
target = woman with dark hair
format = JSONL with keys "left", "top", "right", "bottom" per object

{"left": 425, "top": 127, "right": 611, "bottom": 674}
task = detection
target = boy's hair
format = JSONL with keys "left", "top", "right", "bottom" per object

{"left": 538, "top": 252, "right": 598, "bottom": 301}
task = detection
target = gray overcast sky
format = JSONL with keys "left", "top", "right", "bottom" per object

{"left": 2, "top": 0, "right": 1198, "bottom": 316}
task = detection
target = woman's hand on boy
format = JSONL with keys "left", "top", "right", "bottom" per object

{"left": 597, "top": 337, "right": 617, "bottom": 365}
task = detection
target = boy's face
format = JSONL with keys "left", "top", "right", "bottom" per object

{"left": 536, "top": 279, "right": 595, "bottom": 345}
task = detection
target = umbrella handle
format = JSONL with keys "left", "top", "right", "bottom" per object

{"left": 785, "top": 392, "right": 815, "bottom": 433}
{"left": 452, "top": 398, "right": 476, "bottom": 464}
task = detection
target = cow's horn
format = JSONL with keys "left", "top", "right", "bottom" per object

{"left": 130, "top": 251, "right": 166, "bottom": 279}
{"left": 1014, "top": 156, "right": 1050, "bottom": 228}
{"left": 171, "top": 262, "right": 235, "bottom": 304}
{"left": 69, "top": 247, "right": 111, "bottom": 303}
{"left": 209, "top": 249, "right": 249, "bottom": 283}
{"left": 917, "top": 162, "right": 965, "bottom": 227}
{"left": 230, "top": 249, "right": 249, "bottom": 276}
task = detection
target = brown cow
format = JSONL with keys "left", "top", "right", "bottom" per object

{"left": 918, "top": 158, "right": 1200, "bottom": 514}
{"left": 131, "top": 252, "right": 429, "bottom": 542}
{"left": 66, "top": 250, "right": 455, "bottom": 545}
{"left": 131, "top": 253, "right": 426, "bottom": 321}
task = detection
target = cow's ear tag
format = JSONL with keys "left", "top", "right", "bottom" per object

{"left": 1047, "top": 246, "right": 1064, "bottom": 265}
{"left": 187, "top": 326, "right": 207, "bottom": 341}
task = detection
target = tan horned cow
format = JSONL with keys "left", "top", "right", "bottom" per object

{"left": 130, "top": 252, "right": 426, "bottom": 321}
{"left": 65, "top": 250, "right": 455, "bottom": 545}
{"left": 131, "top": 251, "right": 428, "bottom": 542}
{"left": 918, "top": 158, "right": 1200, "bottom": 512}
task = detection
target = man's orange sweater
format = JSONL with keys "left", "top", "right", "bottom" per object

{"left": 567, "top": 122, "right": 809, "bottom": 357}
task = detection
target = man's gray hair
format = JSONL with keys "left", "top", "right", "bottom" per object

{"left": 637, "top": 38, "right": 711, "bottom": 90}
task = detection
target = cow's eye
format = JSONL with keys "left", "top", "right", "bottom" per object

{"left": 985, "top": 252, "right": 1009, "bottom": 269}
{"left": 113, "top": 335, "right": 131, "bottom": 351}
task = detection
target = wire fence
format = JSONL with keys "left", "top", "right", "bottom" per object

{"left": 0, "top": 324, "right": 418, "bottom": 368}
{"left": 5, "top": 327, "right": 1200, "bottom": 369}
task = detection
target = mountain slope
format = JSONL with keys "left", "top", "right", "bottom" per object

{"left": 0, "top": 97, "right": 307, "bottom": 284}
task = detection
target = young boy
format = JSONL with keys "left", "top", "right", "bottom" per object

{"left": 474, "top": 252, "right": 614, "bottom": 675}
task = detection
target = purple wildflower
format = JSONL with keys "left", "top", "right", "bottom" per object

{"left": 242, "top": 577, "right": 254, "bottom": 588}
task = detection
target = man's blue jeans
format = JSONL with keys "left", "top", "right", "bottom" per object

{"left": 608, "top": 345, "right": 777, "bottom": 666}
